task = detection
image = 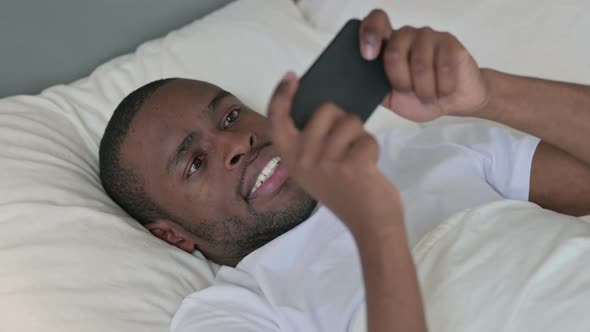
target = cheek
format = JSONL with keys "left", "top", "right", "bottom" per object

{"left": 176, "top": 179, "right": 249, "bottom": 221}
{"left": 245, "top": 112, "right": 271, "bottom": 139}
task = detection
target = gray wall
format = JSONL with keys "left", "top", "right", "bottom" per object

{"left": 0, "top": 0, "right": 235, "bottom": 98}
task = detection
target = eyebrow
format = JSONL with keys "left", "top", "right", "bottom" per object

{"left": 208, "top": 89, "right": 231, "bottom": 114}
{"left": 167, "top": 131, "right": 201, "bottom": 175}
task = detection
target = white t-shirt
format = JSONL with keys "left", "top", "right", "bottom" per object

{"left": 171, "top": 123, "right": 540, "bottom": 332}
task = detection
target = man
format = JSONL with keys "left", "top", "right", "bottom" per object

{"left": 99, "top": 9, "right": 590, "bottom": 332}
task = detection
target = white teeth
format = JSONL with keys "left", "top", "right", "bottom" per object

{"left": 250, "top": 157, "right": 281, "bottom": 195}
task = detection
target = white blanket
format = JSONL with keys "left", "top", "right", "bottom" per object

{"left": 351, "top": 201, "right": 590, "bottom": 332}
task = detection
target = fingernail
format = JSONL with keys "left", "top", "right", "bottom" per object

{"left": 363, "top": 31, "right": 378, "bottom": 60}
{"left": 362, "top": 44, "right": 378, "bottom": 60}
{"left": 364, "top": 30, "right": 378, "bottom": 46}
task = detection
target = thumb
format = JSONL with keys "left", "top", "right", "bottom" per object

{"left": 360, "top": 9, "right": 392, "bottom": 60}
{"left": 267, "top": 72, "right": 300, "bottom": 154}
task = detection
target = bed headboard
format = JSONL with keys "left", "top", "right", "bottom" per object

{"left": 0, "top": 0, "right": 235, "bottom": 98}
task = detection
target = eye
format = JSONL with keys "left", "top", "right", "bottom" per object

{"left": 188, "top": 156, "right": 203, "bottom": 177}
{"left": 223, "top": 108, "right": 241, "bottom": 129}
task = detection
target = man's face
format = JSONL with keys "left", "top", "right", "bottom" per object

{"left": 120, "top": 79, "right": 316, "bottom": 265}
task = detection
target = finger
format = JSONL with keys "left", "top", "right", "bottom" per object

{"left": 360, "top": 9, "right": 393, "bottom": 60}
{"left": 435, "top": 32, "right": 463, "bottom": 98}
{"left": 383, "top": 26, "right": 414, "bottom": 92}
{"left": 347, "top": 133, "right": 380, "bottom": 166}
{"left": 323, "top": 114, "right": 365, "bottom": 161}
{"left": 410, "top": 27, "right": 437, "bottom": 103}
{"left": 299, "top": 103, "right": 347, "bottom": 168}
{"left": 267, "top": 72, "right": 300, "bottom": 162}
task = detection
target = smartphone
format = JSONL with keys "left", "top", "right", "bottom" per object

{"left": 291, "top": 19, "right": 390, "bottom": 129}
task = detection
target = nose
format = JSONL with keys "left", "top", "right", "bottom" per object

{"left": 218, "top": 131, "right": 256, "bottom": 170}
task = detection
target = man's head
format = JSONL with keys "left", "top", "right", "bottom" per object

{"left": 99, "top": 79, "right": 317, "bottom": 266}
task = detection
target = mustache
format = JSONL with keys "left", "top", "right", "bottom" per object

{"left": 237, "top": 141, "right": 273, "bottom": 200}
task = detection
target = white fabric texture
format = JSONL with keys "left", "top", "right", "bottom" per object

{"left": 171, "top": 125, "right": 539, "bottom": 332}
{"left": 349, "top": 200, "right": 590, "bottom": 332}
{"left": 0, "top": 1, "right": 329, "bottom": 332}
{"left": 414, "top": 200, "right": 590, "bottom": 332}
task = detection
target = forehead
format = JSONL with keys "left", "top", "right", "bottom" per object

{"left": 132, "top": 78, "right": 221, "bottom": 134}
{"left": 144, "top": 79, "right": 221, "bottom": 119}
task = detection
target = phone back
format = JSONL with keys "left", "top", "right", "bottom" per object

{"left": 291, "top": 19, "right": 390, "bottom": 129}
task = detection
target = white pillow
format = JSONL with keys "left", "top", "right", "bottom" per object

{"left": 298, "top": 0, "right": 590, "bottom": 84}
{"left": 0, "top": 1, "right": 328, "bottom": 331}
{"left": 413, "top": 200, "right": 590, "bottom": 332}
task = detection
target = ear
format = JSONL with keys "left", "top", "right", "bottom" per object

{"left": 145, "top": 220, "right": 198, "bottom": 253}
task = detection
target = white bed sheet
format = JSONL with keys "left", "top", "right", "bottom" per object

{"left": 352, "top": 200, "right": 590, "bottom": 332}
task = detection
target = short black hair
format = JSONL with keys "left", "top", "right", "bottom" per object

{"left": 99, "top": 78, "right": 176, "bottom": 225}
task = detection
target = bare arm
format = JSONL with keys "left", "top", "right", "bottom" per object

{"left": 480, "top": 69, "right": 590, "bottom": 167}
{"left": 268, "top": 73, "right": 426, "bottom": 332}
{"left": 351, "top": 214, "right": 426, "bottom": 332}
{"left": 477, "top": 71, "right": 590, "bottom": 215}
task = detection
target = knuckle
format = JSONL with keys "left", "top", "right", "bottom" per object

{"left": 359, "top": 134, "right": 378, "bottom": 150}
{"left": 437, "top": 59, "right": 455, "bottom": 74}
{"left": 314, "top": 102, "right": 331, "bottom": 115}
{"left": 443, "top": 31, "right": 460, "bottom": 45}
{"left": 419, "top": 26, "right": 434, "bottom": 35}
{"left": 367, "top": 134, "right": 378, "bottom": 145}
{"left": 370, "top": 8, "right": 387, "bottom": 18}
{"left": 313, "top": 103, "right": 340, "bottom": 120}
{"left": 343, "top": 114, "right": 363, "bottom": 129}
{"left": 362, "top": 134, "right": 378, "bottom": 150}
{"left": 455, "top": 47, "right": 471, "bottom": 60}
{"left": 367, "top": 142, "right": 380, "bottom": 162}
{"left": 411, "top": 57, "right": 430, "bottom": 73}
{"left": 384, "top": 45, "right": 403, "bottom": 63}
{"left": 317, "top": 102, "right": 341, "bottom": 114}
{"left": 440, "top": 31, "right": 454, "bottom": 40}
{"left": 399, "top": 25, "right": 414, "bottom": 33}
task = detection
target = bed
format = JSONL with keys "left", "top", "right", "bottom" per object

{"left": 1, "top": 0, "right": 589, "bottom": 331}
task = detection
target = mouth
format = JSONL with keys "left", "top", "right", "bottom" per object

{"left": 245, "top": 153, "right": 289, "bottom": 201}
{"left": 250, "top": 156, "right": 281, "bottom": 195}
